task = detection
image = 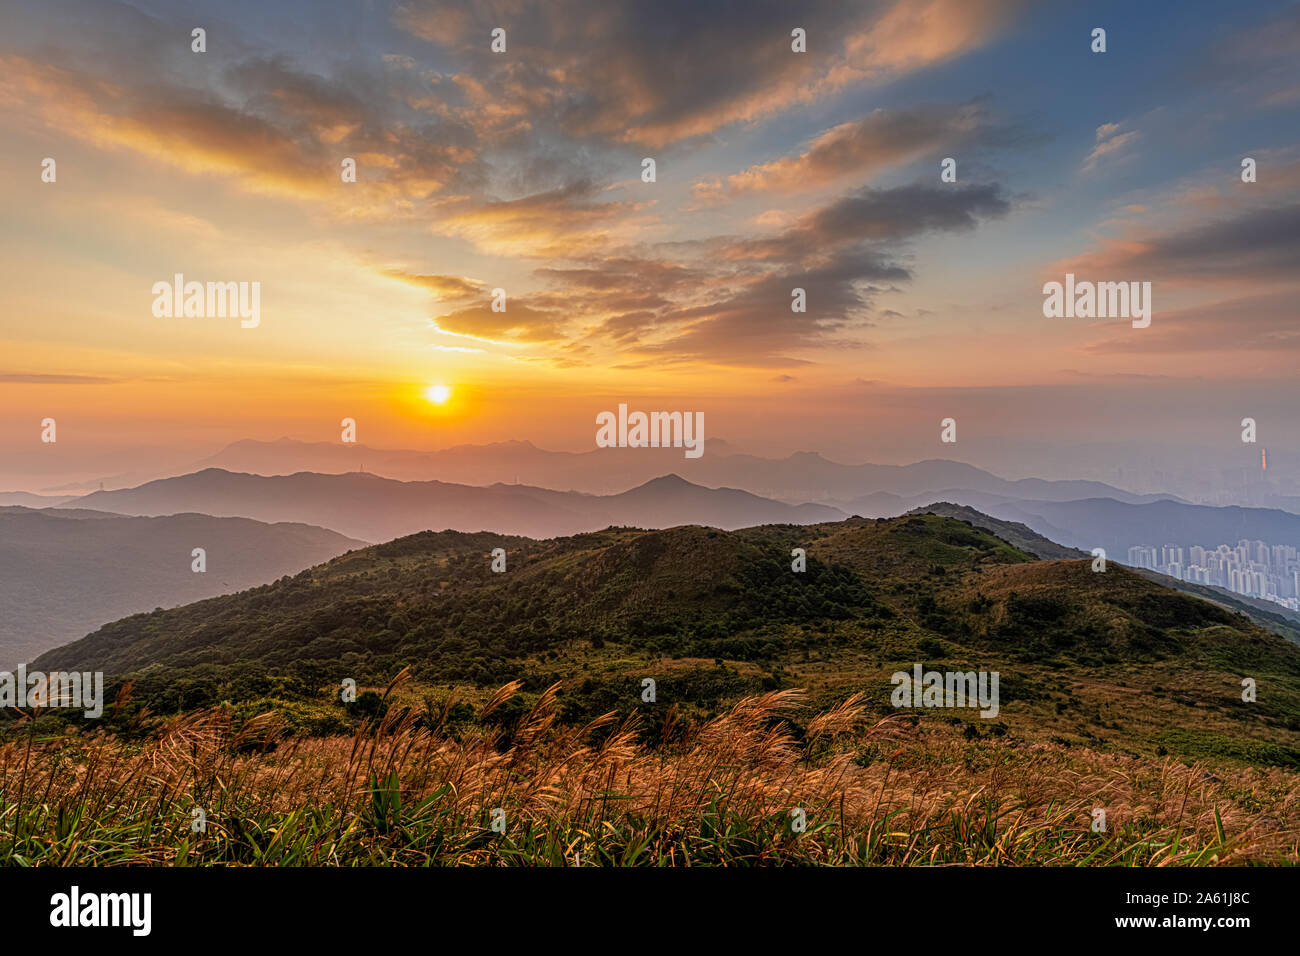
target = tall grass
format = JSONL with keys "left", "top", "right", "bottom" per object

{"left": 2, "top": 675, "right": 1296, "bottom": 866}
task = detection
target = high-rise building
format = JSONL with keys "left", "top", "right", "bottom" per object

{"left": 1130, "top": 537, "right": 1300, "bottom": 611}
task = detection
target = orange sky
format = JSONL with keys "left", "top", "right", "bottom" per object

{"left": 3, "top": 0, "right": 1300, "bottom": 485}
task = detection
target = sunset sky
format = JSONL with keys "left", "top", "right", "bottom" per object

{"left": 2, "top": 0, "right": 1299, "bottom": 488}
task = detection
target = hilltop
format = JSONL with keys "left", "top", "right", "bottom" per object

{"left": 32, "top": 512, "right": 1300, "bottom": 768}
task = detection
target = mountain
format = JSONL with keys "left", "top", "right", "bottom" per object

{"left": 59, "top": 469, "right": 847, "bottom": 542}
{"left": 0, "top": 506, "right": 364, "bottom": 667}
{"left": 0, "top": 491, "right": 78, "bottom": 508}
{"left": 905, "top": 502, "right": 1087, "bottom": 560}
{"left": 33, "top": 512, "right": 1300, "bottom": 767}
{"left": 869, "top": 491, "right": 1300, "bottom": 563}
{"left": 602, "top": 474, "right": 840, "bottom": 527}
{"left": 951, "top": 496, "right": 1300, "bottom": 557}
{"left": 183, "top": 437, "right": 1166, "bottom": 504}
{"left": 1130, "top": 567, "right": 1300, "bottom": 646}
{"left": 907, "top": 502, "right": 1300, "bottom": 645}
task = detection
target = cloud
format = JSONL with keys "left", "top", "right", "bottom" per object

{"left": 0, "top": 0, "right": 1022, "bottom": 373}
{"left": 1050, "top": 155, "right": 1300, "bottom": 363}
{"left": 1196, "top": 6, "right": 1300, "bottom": 108}
{"left": 0, "top": 372, "right": 120, "bottom": 384}
{"left": 1055, "top": 203, "right": 1300, "bottom": 284}
{"left": 541, "top": 182, "right": 1013, "bottom": 366}
{"left": 396, "top": 0, "right": 1026, "bottom": 148}
{"left": 693, "top": 98, "right": 1022, "bottom": 200}
{"left": 723, "top": 181, "right": 1012, "bottom": 264}
{"left": 844, "top": 0, "right": 1028, "bottom": 74}
{"left": 0, "top": 52, "right": 479, "bottom": 215}
{"left": 430, "top": 298, "right": 566, "bottom": 344}
{"left": 536, "top": 258, "right": 704, "bottom": 294}
{"left": 1082, "top": 291, "right": 1300, "bottom": 354}
{"left": 382, "top": 270, "right": 483, "bottom": 301}
{"left": 1081, "top": 122, "right": 1140, "bottom": 172}
{"left": 436, "top": 180, "right": 653, "bottom": 257}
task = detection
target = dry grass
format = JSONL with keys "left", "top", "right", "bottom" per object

{"left": 2, "top": 674, "right": 1297, "bottom": 866}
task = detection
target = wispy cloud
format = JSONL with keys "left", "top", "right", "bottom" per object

{"left": 693, "top": 98, "right": 1023, "bottom": 202}
{"left": 1081, "top": 122, "right": 1140, "bottom": 172}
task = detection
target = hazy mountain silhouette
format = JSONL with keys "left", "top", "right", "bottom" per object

{"left": 181, "top": 437, "right": 1169, "bottom": 504}
{"left": 975, "top": 497, "right": 1300, "bottom": 556}
{"left": 0, "top": 506, "right": 364, "bottom": 667}
{"left": 854, "top": 489, "right": 1300, "bottom": 560}
{"left": 56, "top": 462, "right": 1295, "bottom": 579}
{"left": 0, "top": 491, "right": 78, "bottom": 507}
{"left": 62, "top": 469, "right": 847, "bottom": 542}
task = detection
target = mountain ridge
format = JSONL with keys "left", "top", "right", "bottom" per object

{"left": 29, "top": 512, "right": 1300, "bottom": 771}
{"left": 129, "top": 436, "right": 1173, "bottom": 504}
{"left": 60, "top": 468, "right": 848, "bottom": 542}
{"left": 0, "top": 506, "right": 364, "bottom": 667}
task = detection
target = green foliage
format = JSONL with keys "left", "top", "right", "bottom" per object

{"left": 20, "top": 516, "right": 1300, "bottom": 765}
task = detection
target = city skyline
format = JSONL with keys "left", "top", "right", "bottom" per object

{"left": 1128, "top": 539, "right": 1300, "bottom": 611}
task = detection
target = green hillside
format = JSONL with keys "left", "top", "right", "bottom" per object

{"left": 911, "top": 501, "right": 1300, "bottom": 645}
{"left": 30, "top": 514, "right": 1300, "bottom": 767}
{"left": 905, "top": 501, "right": 1088, "bottom": 559}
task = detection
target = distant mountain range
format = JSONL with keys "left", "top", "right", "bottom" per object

{"left": 0, "top": 491, "right": 77, "bottom": 508}
{"left": 0, "top": 506, "right": 363, "bottom": 667}
{"left": 18, "top": 436, "right": 1300, "bottom": 521}
{"left": 56, "top": 464, "right": 1300, "bottom": 568}
{"left": 939, "top": 495, "right": 1300, "bottom": 556}
{"left": 59, "top": 470, "right": 843, "bottom": 543}
{"left": 20, "top": 463, "right": 1300, "bottom": 675}
{"left": 181, "top": 437, "right": 1173, "bottom": 505}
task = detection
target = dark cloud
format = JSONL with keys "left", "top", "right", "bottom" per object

{"left": 396, "top": 0, "right": 1027, "bottom": 147}
{"left": 532, "top": 182, "right": 1012, "bottom": 366}
{"left": 804, "top": 182, "right": 1011, "bottom": 244}
{"left": 695, "top": 97, "right": 1029, "bottom": 199}
{"left": 1143, "top": 204, "right": 1300, "bottom": 279}
{"left": 722, "top": 182, "right": 1011, "bottom": 265}
{"left": 1061, "top": 203, "right": 1300, "bottom": 282}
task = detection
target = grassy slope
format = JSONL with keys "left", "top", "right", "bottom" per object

{"left": 905, "top": 501, "right": 1088, "bottom": 560}
{"left": 29, "top": 514, "right": 1300, "bottom": 770}
{"left": 911, "top": 501, "right": 1300, "bottom": 646}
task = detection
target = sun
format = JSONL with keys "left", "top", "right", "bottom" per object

{"left": 424, "top": 384, "right": 453, "bottom": 405}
